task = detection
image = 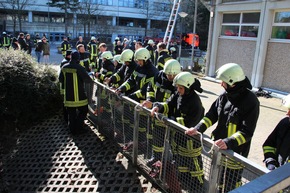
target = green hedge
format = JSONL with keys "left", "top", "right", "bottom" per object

{"left": 0, "top": 48, "right": 62, "bottom": 153}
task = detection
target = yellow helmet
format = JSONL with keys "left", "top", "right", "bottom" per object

{"left": 134, "top": 48, "right": 151, "bottom": 61}
{"left": 282, "top": 94, "right": 290, "bottom": 109}
{"left": 215, "top": 63, "right": 245, "bottom": 86}
{"left": 113, "top": 54, "right": 122, "bottom": 63}
{"left": 164, "top": 59, "right": 181, "bottom": 75}
{"left": 101, "top": 51, "right": 113, "bottom": 60}
{"left": 120, "top": 49, "right": 134, "bottom": 62}
{"left": 173, "top": 72, "right": 195, "bottom": 89}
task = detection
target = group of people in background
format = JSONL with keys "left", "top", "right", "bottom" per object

{"left": 0, "top": 32, "right": 50, "bottom": 63}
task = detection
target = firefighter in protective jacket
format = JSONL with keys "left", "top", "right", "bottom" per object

{"left": 95, "top": 51, "right": 114, "bottom": 83}
{"left": 142, "top": 59, "right": 181, "bottom": 166}
{"left": 60, "top": 37, "right": 71, "bottom": 58}
{"left": 263, "top": 94, "right": 290, "bottom": 171}
{"left": 116, "top": 48, "right": 158, "bottom": 103}
{"left": 186, "top": 63, "right": 260, "bottom": 192}
{"left": 151, "top": 72, "right": 205, "bottom": 192}
{"left": 156, "top": 42, "right": 172, "bottom": 71}
{"left": 59, "top": 51, "right": 93, "bottom": 135}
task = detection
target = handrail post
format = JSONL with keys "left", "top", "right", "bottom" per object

{"left": 132, "top": 106, "right": 140, "bottom": 165}
{"left": 208, "top": 146, "right": 222, "bottom": 193}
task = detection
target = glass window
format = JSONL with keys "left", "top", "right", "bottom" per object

{"left": 221, "top": 12, "right": 260, "bottom": 38}
{"left": 271, "top": 11, "right": 290, "bottom": 39}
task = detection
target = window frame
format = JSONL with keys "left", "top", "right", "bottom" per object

{"left": 220, "top": 12, "right": 260, "bottom": 40}
{"left": 270, "top": 10, "right": 290, "bottom": 42}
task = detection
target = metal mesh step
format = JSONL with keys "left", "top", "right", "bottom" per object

{"left": 3, "top": 114, "right": 162, "bottom": 193}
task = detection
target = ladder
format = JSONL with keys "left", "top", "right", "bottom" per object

{"left": 163, "top": 0, "right": 182, "bottom": 49}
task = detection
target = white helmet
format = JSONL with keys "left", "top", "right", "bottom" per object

{"left": 173, "top": 72, "right": 195, "bottom": 89}
{"left": 170, "top": 47, "right": 176, "bottom": 52}
{"left": 120, "top": 49, "right": 134, "bottom": 62}
{"left": 164, "top": 59, "right": 181, "bottom": 75}
{"left": 215, "top": 63, "right": 245, "bottom": 86}
{"left": 134, "top": 48, "right": 151, "bottom": 61}
{"left": 115, "top": 37, "right": 119, "bottom": 41}
{"left": 101, "top": 51, "right": 113, "bottom": 60}
{"left": 148, "top": 39, "right": 154, "bottom": 45}
{"left": 282, "top": 94, "right": 290, "bottom": 109}
{"left": 113, "top": 54, "right": 122, "bottom": 63}
{"left": 91, "top": 36, "right": 96, "bottom": 40}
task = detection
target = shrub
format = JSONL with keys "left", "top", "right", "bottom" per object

{"left": 0, "top": 49, "right": 62, "bottom": 153}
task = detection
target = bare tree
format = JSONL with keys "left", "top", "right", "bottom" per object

{"left": 47, "top": 0, "right": 79, "bottom": 36}
{"left": 76, "top": 0, "right": 101, "bottom": 38}
{"left": 0, "top": 0, "right": 35, "bottom": 34}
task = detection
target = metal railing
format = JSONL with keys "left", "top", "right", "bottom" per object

{"left": 86, "top": 81, "right": 289, "bottom": 193}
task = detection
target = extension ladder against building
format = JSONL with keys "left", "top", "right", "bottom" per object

{"left": 163, "top": 0, "right": 182, "bottom": 49}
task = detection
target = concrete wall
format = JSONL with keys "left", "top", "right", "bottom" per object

{"left": 263, "top": 42, "right": 290, "bottom": 93}
{"left": 216, "top": 38, "right": 257, "bottom": 80}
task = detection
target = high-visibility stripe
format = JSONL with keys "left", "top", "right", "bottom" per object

{"left": 232, "top": 131, "right": 246, "bottom": 146}
{"left": 163, "top": 103, "right": 169, "bottom": 114}
{"left": 221, "top": 157, "right": 244, "bottom": 169}
{"left": 65, "top": 99, "right": 88, "bottom": 107}
{"left": 147, "top": 91, "right": 154, "bottom": 98}
{"left": 115, "top": 74, "right": 121, "bottom": 82}
{"left": 201, "top": 117, "right": 212, "bottom": 128}
{"left": 263, "top": 146, "right": 276, "bottom": 154}
{"left": 73, "top": 73, "right": 78, "bottom": 101}
{"left": 228, "top": 123, "right": 237, "bottom": 137}
{"left": 135, "top": 90, "right": 143, "bottom": 98}
{"left": 152, "top": 145, "right": 164, "bottom": 152}
{"left": 176, "top": 117, "right": 185, "bottom": 126}
{"left": 124, "top": 83, "right": 130, "bottom": 91}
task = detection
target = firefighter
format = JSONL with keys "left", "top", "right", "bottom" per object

{"left": 151, "top": 72, "right": 204, "bottom": 192}
{"left": 1, "top": 32, "right": 11, "bottom": 49}
{"left": 110, "top": 54, "right": 123, "bottom": 88}
{"left": 142, "top": 59, "right": 181, "bottom": 165}
{"left": 145, "top": 39, "right": 155, "bottom": 65}
{"left": 60, "top": 36, "right": 71, "bottom": 58}
{"left": 95, "top": 51, "right": 114, "bottom": 83}
{"left": 116, "top": 48, "right": 159, "bottom": 151}
{"left": 113, "top": 37, "right": 119, "bottom": 54}
{"left": 87, "top": 36, "right": 99, "bottom": 71}
{"left": 262, "top": 94, "right": 290, "bottom": 171}
{"left": 76, "top": 36, "right": 87, "bottom": 51}
{"left": 58, "top": 51, "right": 93, "bottom": 135}
{"left": 96, "top": 42, "right": 107, "bottom": 73}
{"left": 169, "top": 46, "right": 177, "bottom": 59}
{"left": 105, "top": 49, "right": 137, "bottom": 95}
{"left": 186, "top": 63, "right": 260, "bottom": 192}
{"left": 59, "top": 50, "right": 72, "bottom": 123}
{"left": 77, "top": 44, "right": 91, "bottom": 72}
{"left": 18, "top": 33, "right": 28, "bottom": 51}
{"left": 116, "top": 48, "right": 158, "bottom": 102}
{"left": 156, "top": 42, "right": 172, "bottom": 71}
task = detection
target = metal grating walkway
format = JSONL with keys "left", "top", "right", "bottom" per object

{"left": 3, "top": 114, "right": 161, "bottom": 193}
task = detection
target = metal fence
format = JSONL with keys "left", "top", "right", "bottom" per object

{"left": 87, "top": 81, "right": 278, "bottom": 193}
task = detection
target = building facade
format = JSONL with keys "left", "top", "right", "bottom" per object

{"left": 207, "top": 0, "right": 290, "bottom": 93}
{"left": 0, "top": 0, "right": 171, "bottom": 43}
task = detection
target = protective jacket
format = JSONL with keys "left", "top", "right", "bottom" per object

{"left": 156, "top": 50, "right": 172, "bottom": 71}
{"left": 96, "top": 59, "right": 114, "bottom": 83}
{"left": 79, "top": 51, "right": 91, "bottom": 72}
{"left": 263, "top": 117, "right": 290, "bottom": 167}
{"left": 195, "top": 77, "right": 260, "bottom": 157}
{"left": 145, "top": 45, "right": 155, "bottom": 64}
{"left": 118, "top": 60, "right": 158, "bottom": 102}
{"left": 61, "top": 40, "right": 71, "bottom": 56}
{"left": 59, "top": 59, "right": 93, "bottom": 107}
{"left": 146, "top": 71, "right": 175, "bottom": 103}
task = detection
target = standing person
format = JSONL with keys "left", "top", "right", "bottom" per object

{"left": 34, "top": 34, "right": 41, "bottom": 46}
{"left": 135, "top": 41, "right": 143, "bottom": 51}
{"left": 59, "top": 50, "right": 72, "bottom": 123}
{"left": 75, "top": 36, "right": 87, "bottom": 50}
{"left": 59, "top": 51, "right": 93, "bottom": 135}
{"left": 77, "top": 44, "right": 91, "bottom": 72}
{"left": 169, "top": 47, "right": 177, "bottom": 59}
{"left": 96, "top": 43, "right": 107, "bottom": 72}
{"left": 11, "top": 37, "right": 20, "bottom": 50}
{"left": 18, "top": 33, "right": 28, "bottom": 51}
{"left": 151, "top": 72, "right": 205, "bottom": 193}
{"left": 114, "top": 41, "right": 123, "bottom": 55}
{"left": 87, "top": 36, "right": 99, "bottom": 71}
{"left": 145, "top": 39, "right": 155, "bottom": 64}
{"left": 262, "top": 94, "right": 290, "bottom": 171}
{"left": 156, "top": 42, "right": 172, "bottom": 71}
{"left": 25, "top": 34, "right": 33, "bottom": 55}
{"left": 142, "top": 59, "right": 181, "bottom": 164}
{"left": 186, "top": 63, "right": 260, "bottom": 192}
{"left": 35, "top": 39, "right": 43, "bottom": 63}
{"left": 60, "top": 36, "right": 71, "bottom": 58}
{"left": 1, "top": 32, "right": 11, "bottom": 49}
{"left": 105, "top": 49, "right": 137, "bottom": 93}
{"left": 110, "top": 54, "right": 123, "bottom": 88}
{"left": 95, "top": 51, "right": 114, "bottom": 83}
{"left": 42, "top": 37, "right": 50, "bottom": 63}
